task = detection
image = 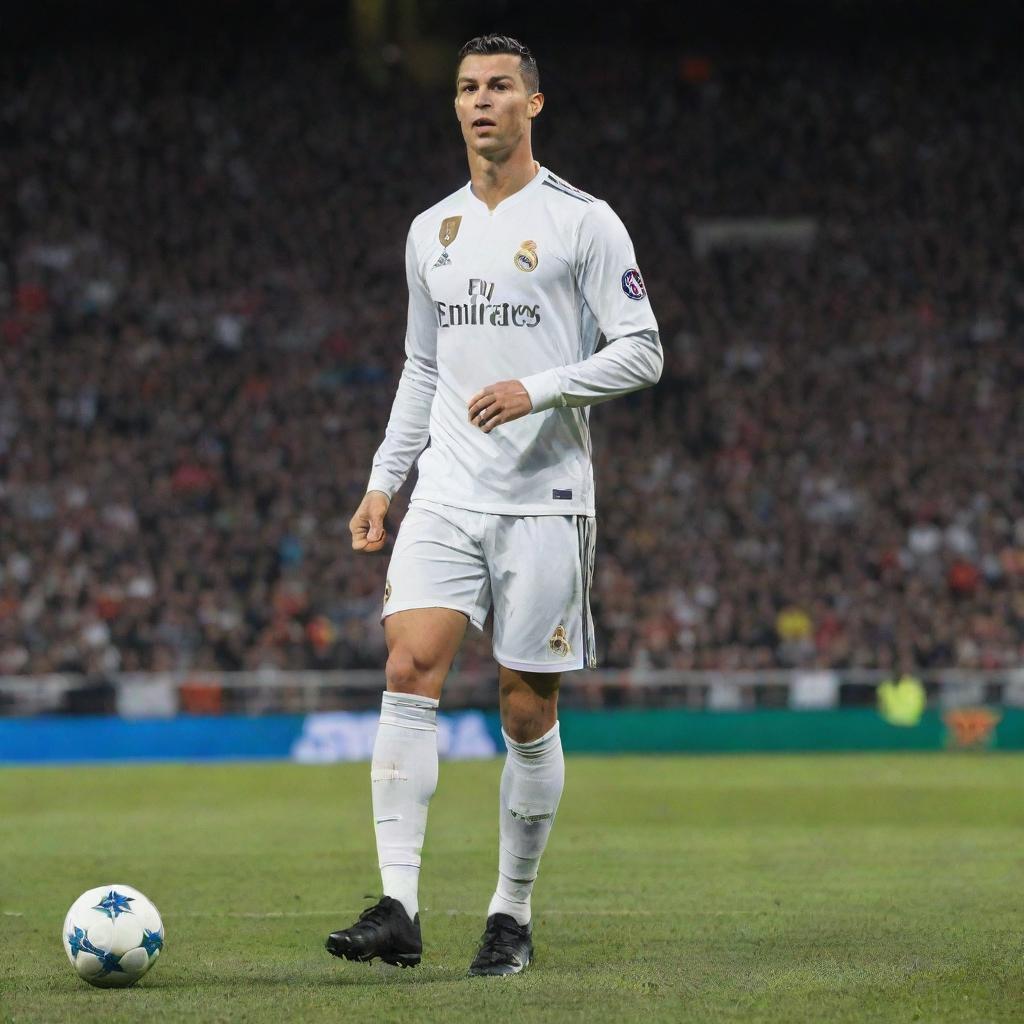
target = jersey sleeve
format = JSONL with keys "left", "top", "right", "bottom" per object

{"left": 519, "top": 201, "right": 663, "bottom": 412}
{"left": 366, "top": 227, "right": 438, "bottom": 498}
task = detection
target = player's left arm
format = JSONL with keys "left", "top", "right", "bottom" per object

{"left": 468, "top": 201, "right": 662, "bottom": 432}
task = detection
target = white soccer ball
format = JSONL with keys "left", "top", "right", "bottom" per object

{"left": 62, "top": 884, "right": 164, "bottom": 988}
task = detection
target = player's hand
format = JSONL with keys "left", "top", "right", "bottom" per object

{"left": 349, "top": 490, "right": 391, "bottom": 553}
{"left": 468, "top": 380, "right": 533, "bottom": 433}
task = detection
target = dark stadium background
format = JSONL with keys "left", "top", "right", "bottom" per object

{"left": 1, "top": 0, "right": 1023, "bottom": 748}
{"left": 3, "top": 8, "right": 1024, "bottom": 1023}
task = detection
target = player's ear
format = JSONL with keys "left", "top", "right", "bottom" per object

{"left": 528, "top": 91, "right": 544, "bottom": 119}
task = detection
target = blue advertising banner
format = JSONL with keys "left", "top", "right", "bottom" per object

{"left": 0, "top": 712, "right": 500, "bottom": 764}
{"left": 1, "top": 707, "right": 1020, "bottom": 764}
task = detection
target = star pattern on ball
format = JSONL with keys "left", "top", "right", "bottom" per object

{"left": 93, "top": 890, "right": 135, "bottom": 919}
{"left": 67, "top": 926, "right": 88, "bottom": 957}
{"left": 142, "top": 929, "right": 164, "bottom": 956}
{"left": 67, "top": 927, "right": 126, "bottom": 974}
{"left": 98, "top": 950, "right": 126, "bottom": 974}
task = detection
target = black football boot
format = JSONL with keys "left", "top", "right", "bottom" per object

{"left": 325, "top": 896, "right": 422, "bottom": 968}
{"left": 467, "top": 913, "right": 533, "bottom": 976}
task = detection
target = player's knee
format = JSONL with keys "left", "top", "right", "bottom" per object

{"left": 385, "top": 647, "right": 438, "bottom": 696}
{"left": 503, "top": 715, "right": 543, "bottom": 744}
{"left": 499, "top": 672, "right": 559, "bottom": 742}
{"left": 501, "top": 697, "right": 558, "bottom": 744}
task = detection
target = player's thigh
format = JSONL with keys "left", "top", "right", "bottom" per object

{"left": 382, "top": 501, "right": 491, "bottom": 628}
{"left": 487, "top": 514, "right": 596, "bottom": 673}
{"left": 381, "top": 501, "right": 489, "bottom": 699}
{"left": 383, "top": 608, "right": 469, "bottom": 700}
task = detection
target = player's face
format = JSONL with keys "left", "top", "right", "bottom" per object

{"left": 454, "top": 54, "right": 543, "bottom": 159}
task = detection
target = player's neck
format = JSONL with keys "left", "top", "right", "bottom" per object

{"left": 467, "top": 149, "right": 540, "bottom": 211}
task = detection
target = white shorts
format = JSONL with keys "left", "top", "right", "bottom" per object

{"left": 382, "top": 499, "right": 597, "bottom": 672}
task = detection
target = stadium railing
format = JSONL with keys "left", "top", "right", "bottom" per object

{"left": 1, "top": 669, "right": 1022, "bottom": 718}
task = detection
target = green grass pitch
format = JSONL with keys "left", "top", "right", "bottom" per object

{"left": 1, "top": 753, "right": 1022, "bottom": 1023}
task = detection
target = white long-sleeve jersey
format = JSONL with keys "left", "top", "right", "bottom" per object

{"left": 366, "top": 166, "right": 662, "bottom": 516}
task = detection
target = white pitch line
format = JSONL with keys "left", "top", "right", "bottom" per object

{"left": 2, "top": 908, "right": 766, "bottom": 920}
{"left": 160, "top": 908, "right": 762, "bottom": 919}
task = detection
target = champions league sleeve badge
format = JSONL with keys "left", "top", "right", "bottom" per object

{"left": 621, "top": 268, "right": 646, "bottom": 300}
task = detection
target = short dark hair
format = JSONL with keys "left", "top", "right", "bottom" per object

{"left": 457, "top": 35, "right": 540, "bottom": 94}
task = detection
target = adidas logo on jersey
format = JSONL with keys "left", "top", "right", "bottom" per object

{"left": 431, "top": 251, "right": 452, "bottom": 269}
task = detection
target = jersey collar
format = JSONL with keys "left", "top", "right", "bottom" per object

{"left": 465, "top": 164, "right": 548, "bottom": 216}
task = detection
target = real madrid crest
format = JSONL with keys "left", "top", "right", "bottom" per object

{"left": 514, "top": 240, "right": 539, "bottom": 272}
{"left": 384, "top": 579, "right": 392, "bottom": 604}
{"left": 439, "top": 216, "right": 462, "bottom": 247}
{"left": 548, "top": 623, "right": 571, "bottom": 657}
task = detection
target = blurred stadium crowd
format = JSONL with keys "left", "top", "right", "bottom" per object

{"left": 1, "top": 27, "right": 1023, "bottom": 677}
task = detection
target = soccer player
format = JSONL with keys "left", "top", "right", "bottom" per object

{"left": 325, "top": 34, "right": 662, "bottom": 976}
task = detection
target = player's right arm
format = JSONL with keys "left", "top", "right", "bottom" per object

{"left": 351, "top": 226, "right": 437, "bottom": 553}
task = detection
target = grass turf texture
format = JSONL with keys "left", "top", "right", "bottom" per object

{"left": 1, "top": 754, "right": 1022, "bottom": 1024}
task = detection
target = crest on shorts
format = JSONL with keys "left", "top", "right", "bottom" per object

{"left": 548, "top": 623, "right": 572, "bottom": 657}
{"left": 384, "top": 579, "right": 392, "bottom": 604}
{"left": 514, "top": 240, "right": 539, "bottom": 272}
{"left": 439, "top": 216, "right": 462, "bottom": 247}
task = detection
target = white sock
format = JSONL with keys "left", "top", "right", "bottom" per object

{"left": 487, "top": 721, "right": 564, "bottom": 926}
{"left": 371, "top": 690, "right": 439, "bottom": 921}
